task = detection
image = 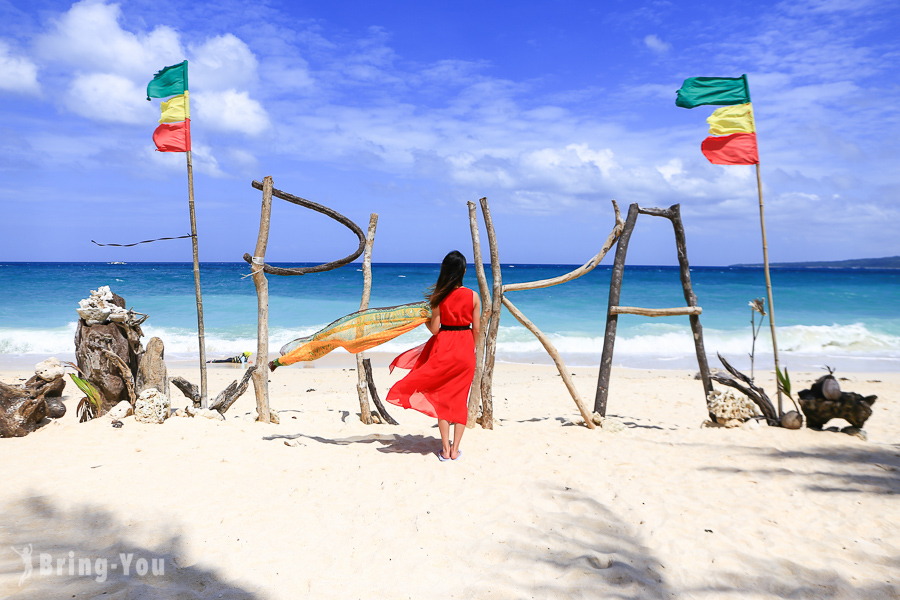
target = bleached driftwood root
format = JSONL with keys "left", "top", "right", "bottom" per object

{"left": 171, "top": 366, "right": 257, "bottom": 417}
{"left": 478, "top": 197, "right": 501, "bottom": 430}
{"left": 497, "top": 200, "right": 624, "bottom": 430}
{"left": 501, "top": 296, "right": 595, "bottom": 429}
{"left": 466, "top": 201, "right": 493, "bottom": 429}
{"left": 502, "top": 200, "right": 623, "bottom": 294}
{"left": 363, "top": 358, "right": 398, "bottom": 425}
{"left": 356, "top": 214, "right": 378, "bottom": 425}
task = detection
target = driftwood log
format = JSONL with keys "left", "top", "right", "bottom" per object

{"left": 711, "top": 354, "right": 779, "bottom": 426}
{"left": 242, "top": 180, "right": 365, "bottom": 276}
{"left": 499, "top": 200, "right": 623, "bottom": 429}
{"left": 478, "top": 197, "right": 501, "bottom": 430}
{"left": 466, "top": 200, "right": 493, "bottom": 428}
{"left": 171, "top": 377, "right": 201, "bottom": 408}
{"left": 171, "top": 366, "right": 258, "bottom": 416}
{"left": 501, "top": 201, "right": 623, "bottom": 293}
{"left": 245, "top": 177, "right": 368, "bottom": 423}
{"left": 362, "top": 358, "right": 398, "bottom": 425}
{"left": 594, "top": 203, "right": 712, "bottom": 418}
{"left": 1, "top": 376, "right": 67, "bottom": 437}
{"left": 798, "top": 376, "right": 876, "bottom": 430}
{"left": 102, "top": 349, "right": 136, "bottom": 406}
{"left": 501, "top": 296, "right": 595, "bottom": 429}
{"left": 209, "top": 366, "right": 258, "bottom": 413}
{"left": 250, "top": 176, "right": 274, "bottom": 423}
{"left": 1, "top": 382, "right": 49, "bottom": 437}
{"left": 74, "top": 292, "right": 144, "bottom": 413}
{"left": 356, "top": 214, "right": 378, "bottom": 425}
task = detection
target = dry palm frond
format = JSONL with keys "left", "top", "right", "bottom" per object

{"left": 749, "top": 298, "right": 766, "bottom": 316}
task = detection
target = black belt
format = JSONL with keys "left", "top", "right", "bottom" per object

{"left": 440, "top": 325, "right": 471, "bottom": 331}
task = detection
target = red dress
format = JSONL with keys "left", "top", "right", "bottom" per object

{"left": 386, "top": 287, "right": 476, "bottom": 424}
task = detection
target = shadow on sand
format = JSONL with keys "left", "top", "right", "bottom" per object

{"left": 475, "top": 483, "right": 899, "bottom": 599}
{"left": 0, "top": 496, "right": 262, "bottom": 599}
{"left": 263, "top": 432, "right": 438, "bottom": 455}
{"left": 703, "top": 442, "right": 900, "bottom": 496}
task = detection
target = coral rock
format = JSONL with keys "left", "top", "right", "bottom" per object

{"left": 106, "top": 400, "right": 134, "bottom": 420}
{"left": 707, "top": 389, "right": 758, "bottom": 426}
{"left": 35, "top": 357, "right": 66, "bottom": 381}
{"left": 134, "top": 388, "right": 169, "bottom": 424}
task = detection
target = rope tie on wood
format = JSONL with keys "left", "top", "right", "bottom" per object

{"left": 241, "top": 256, "right": 266, "bottom": 279}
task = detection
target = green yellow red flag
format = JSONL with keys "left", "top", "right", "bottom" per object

{"left": 675, "top": 75, "right": 749, "bottom": 109}
{"left": 677, "top": 74, "right": 758, "bottom": 165}
{"left": 148, "top": 61, "right": 190, "bottom": 152}
{"left": 146, "top": 61, "right": 188, "bottom": 100}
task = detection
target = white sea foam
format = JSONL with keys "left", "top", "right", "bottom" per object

{"left": 2, "top": 321, "right": 898, "bottom": 370}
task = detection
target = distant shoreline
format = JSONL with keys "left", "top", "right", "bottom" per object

{"left": 729, "top": 256, "right": 900, "bottom": 269}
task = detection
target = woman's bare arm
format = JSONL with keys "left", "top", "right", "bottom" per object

{"left": 426, "top": 305, "right": 441, "bottom": 335}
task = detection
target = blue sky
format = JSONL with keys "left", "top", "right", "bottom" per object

{"left": 1, "top": 0, "right": 898, "bottom": 265}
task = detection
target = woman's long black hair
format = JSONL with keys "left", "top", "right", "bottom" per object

{"left": 427, "top": 250, "right": 467, "bottom": 309}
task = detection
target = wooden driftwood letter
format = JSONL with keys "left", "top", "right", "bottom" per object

{"left": 250, "top": 176, "right": 273, "bottom": 423}
{"left": 356, "top": 214, "right": 378, "bottom": 425}
{"left": 466, "top": 200, "right": 492, "bottom": 429}
{"left": 478, "top": 197, "right": 501, "bottom": 430}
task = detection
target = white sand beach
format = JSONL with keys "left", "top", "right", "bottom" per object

{"left": 1, "top": 363, "right": 898, "bottom": 599}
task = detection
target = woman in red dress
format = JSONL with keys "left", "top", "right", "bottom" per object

{"left": 386, "top": 251, "right": 481, "bottom": 461}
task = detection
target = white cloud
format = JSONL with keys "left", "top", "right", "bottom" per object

{"left": 0, "top": 41, "right": 40, "bottom": 95}
{"left": 189, "top": 34, "right": 259, "bottom": 91}
{"left": 644, "top": 34, "right": 671, "bottom": 53}
{"left": 35, "top": 1, "right": 183, "bottom": 78}
{"left": 145, "top": 142, "right": 223, "bottom": 177}
{"left": 192, "top": 89, "right": 269, "bottom": 135}
{"left": 189, "top": 143, "right": 225, "bottom": 177}
{"left": 66, "top": 73, "right": 154, "bottom": 124}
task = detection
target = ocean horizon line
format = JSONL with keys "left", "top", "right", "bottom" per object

{"left": 3, "top": 260, "right": 894, "bottom": 271}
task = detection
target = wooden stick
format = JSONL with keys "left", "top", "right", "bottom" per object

{"left": 479, "top": 197, "right": 501, "bottom": 430}
{"left": 250, "top": 176, "right": 273, "bottom": 423}
{"left": 610, "top": 306, "right": 702, "bottom": 317}
{"left": 668, "top": 204, "right": 713, "bottom": 401}
{"left": 185, "top": 150, "right": 208, "bottom": 407}
{"left": 756, "top": 163, "right": 783, "bottom": 417}
{"left": 356, "top": 214, "right": 378, "bottom": 425}
{"left": 362, "top": 358, "right": 398, "bottom": 425}
{"left": 594, "top": 203, "right": 640, "bottom": 416}
{"left": 501, "top": 296, "right": 595, "bottom": 429}
{"left": 502, "top": 200, "right": 623, "bottom": 293}
{"left": 170, "top": 376, "right": 200, "bottom": 407}
{"left": 243, "top": 181, "right": 365, "bottom": 276}
{"left": 466, "top": 201, "right": 492, "bottom": 429}
{"left": 712, "top": 353, "right": 779, "bottom": 426}
{"left": 210, "top": 365, "right": 258, "bottom": 414}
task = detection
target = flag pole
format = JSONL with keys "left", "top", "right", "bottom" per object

{"left": 186, "top": 149, "right": 208, "bottom": 407}
{"left": 755, "top": 162, "right": 782, "bottom": 416}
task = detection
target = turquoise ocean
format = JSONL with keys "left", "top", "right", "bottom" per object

{"left": 1, "top": 262, "right": 898, "bottom": 372}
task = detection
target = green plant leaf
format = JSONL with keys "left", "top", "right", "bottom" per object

{"left": 776, "top": 366, "right": 792, "bottom": 399}
{"left": 69, "top": 373, "right": 103, "bottom": 410}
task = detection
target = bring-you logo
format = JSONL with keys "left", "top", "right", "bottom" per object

{"left": 10, "top": 544, "right": 164, "bottom": 585}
